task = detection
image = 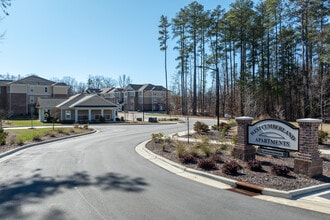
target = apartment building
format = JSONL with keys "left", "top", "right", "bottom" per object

{"left": 0, "top": 75, "right": 69, "bottom": 115}
{"left": 123, "top": 84, "right": 167, "bottom": 111}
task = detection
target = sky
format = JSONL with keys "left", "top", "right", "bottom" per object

{"left": 0, "top": 0, "right": 234, "bottom": 87}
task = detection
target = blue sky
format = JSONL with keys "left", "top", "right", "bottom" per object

{"left": 0, "top": 0, "right": 233, "bottom": 86}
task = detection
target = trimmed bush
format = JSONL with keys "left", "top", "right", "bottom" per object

{"left": 197, "top": 158, "right": 217, "bottom": 170}
{"left": 193, "top": 121, "right": 210, "bottom": 134}
{"left": 222, "top": 160, "right": 242, "bottom": 175}
{"left": 271, "top": 164, "right": 290, "bottom": 176}
{"left": 247, "top": 160, "right": 263, "bottom": 172}
{"left": 179, "top": 154, "right": 196, "bottom": 164}
{"left": 211, "top": 154, "right": 223, "bottom": 163}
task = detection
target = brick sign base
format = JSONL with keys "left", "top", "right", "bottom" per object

{"left": 233, "top": 117, "right": 323, "bottom": 177}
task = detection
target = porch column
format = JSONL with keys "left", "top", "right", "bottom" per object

{"left": 294, "top": 118, "right": 323, "bottom": 177}
{"left": 88, "top": 109, "right": 92, "bottom": 122}
{"left": 112, "top": 109, "right": 116, "bottom": 121}
{"left": 101, "top": 108, "right": 104, "bottom": 117}
{"left": 75, "top": 109, "right": 78, "bottom": 122}
{"left": 233, "top": 116, "right": 256, "bottom": 161}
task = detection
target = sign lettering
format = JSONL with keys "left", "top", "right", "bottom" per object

{"left": 248, "top": 119, "right": 299, "bottom": 151}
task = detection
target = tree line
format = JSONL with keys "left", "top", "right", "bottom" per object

{"left": 0, "top": 73, "right": 132, "bottom": 95}
{"left": 159, "top": 0, "right": 330, "bottom": 121}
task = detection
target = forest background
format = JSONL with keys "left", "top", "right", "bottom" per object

{"left": 1, "top": 0, "right": 329, "bottom": 121}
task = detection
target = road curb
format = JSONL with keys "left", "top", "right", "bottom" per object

{"left": 136, "top": 139, "right": 330, "bottom": 199}
{"left": 0, "top": 129, "right": 96, "bottom": 159}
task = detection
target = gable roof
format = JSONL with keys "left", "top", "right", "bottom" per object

{"left": 69, "top": 94, "right": 117, "bottom": 108}
{"left": 57, "top": 93, "right": 117, "bottom": 108}
{"left": 10, "top": 75, "right": 56, "bottom": 85}
{"left": 0, "top": 80, "right": 12, "bottom": 86}
{"left": 124, "top": 84, "right": 166, "bottom": 92}
{"left": 125, "top": 84, "right": 144, "bottom": 91}
{"left": 37, "top": 98, "right": 67, "bottom": 108}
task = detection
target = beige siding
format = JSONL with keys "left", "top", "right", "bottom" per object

{"left": 53, "top": 86, "right": 68, "bottom": 95}
{"left": 10, "top": 84, "right": 27, "bottom": 93}
{"left": 34, "top": 86, "right": 50, "bottom": 95}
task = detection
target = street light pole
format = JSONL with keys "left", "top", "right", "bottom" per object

{"left": 197, "top": 65, "right": 220, "bottom": 129}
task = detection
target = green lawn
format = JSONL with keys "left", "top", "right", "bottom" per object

{"left": 6, "top": 119, "right": 59, "bottom": 127}
{"left": 8, "top": 127, "right": 89, "bottom": 144}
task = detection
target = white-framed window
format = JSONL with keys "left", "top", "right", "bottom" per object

{"left": 129, "top": 91, "right": 135, "bottom": 96}
{"left": 30, "top": 86, "right": 34, "bottom": 93}
{"left": 30, "top": 96, "right": 34, "bottom": 103}
{"left": 65, "top": 110, "right": 71, "bottom": 120}
{"left": 45, "top": 87, "right": 48, "bottom": 93}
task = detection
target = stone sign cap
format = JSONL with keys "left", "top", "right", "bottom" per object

{"left": 235, "top": 116, "right": 254, "bottom": 121}
{"left": 248, "top": 119, "right": 299, "bottom": 151}
{"left": 297, "top": 118, "right": 322, "bottom": 123}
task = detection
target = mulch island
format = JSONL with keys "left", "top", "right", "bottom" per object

{"left": 146, "top": 121, "right": 330, "bottom": 191}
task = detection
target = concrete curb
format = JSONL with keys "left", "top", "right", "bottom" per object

{"left": 0, "top": 129, "right": 96, "bottom": 159}
{"left": 136, "top": 139, "right": 330, "bottom": 199}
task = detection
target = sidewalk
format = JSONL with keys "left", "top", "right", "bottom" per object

{"left": 136, "top": 140, "right": 330, "bottom": 215}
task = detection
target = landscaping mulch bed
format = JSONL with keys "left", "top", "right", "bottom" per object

{"left": 146, "top": 139, "right": 330, "bottom": 191}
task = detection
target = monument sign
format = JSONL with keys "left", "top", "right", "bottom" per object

{"left": 248, "top": 119, "right": 299, "bottom": 151}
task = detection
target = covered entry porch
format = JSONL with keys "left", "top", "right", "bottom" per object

{"left": 74, "top": 108, "right": 116, "bottom": 123}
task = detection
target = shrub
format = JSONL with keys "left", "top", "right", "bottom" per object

{"left": 193, "top": 121, "right": 210, "bottom": 134}
{"left": 189, "top": 146, "right": 200, "bottom": 157}
{"left": 247, "top": 160, "right": 263, "bottom": 172}
{"left": 211, "top": 124, "right": 218, "bottom": 130}
{"left": 83, "top": 124, "right": 89, "bottom": 129}
{"left": 200, "top": 145, "right": 212, "bottom": 157}
{"left": 211, "top": 154, "right": 223, "bottom": 163}
{"left": 47, "top": 130, "right": 57, "bottom": 137}
{"left": 0, "top": 128, "right": 8, "bottom": 145}
{"left": 16, "top": 138, "right": 24, "bottom": 146}
{"left": 32, "top": 134, "right": 42, "bottom": 141}
{"left": 179, "top": 154, "right": 196, "bottom": 164}
{"left": 318, "top": 130, "right": 328, "bottom": 144}
{"left": 175, "top": 141, "right": 187, "bottom": 158}
{"left": 220, "top": 122, "right": 230, "bottom": 131}
{"left": 197, "top": 158, "right": 217, "bottom": 170}
{"left": 222, "top": 160, "right": 242, "bottom": 175}
{"left": 271, "top": 164, "right": 290, "bottom": 176}
{"left": 151, "top": 132, "right": 165, "bottom": 143}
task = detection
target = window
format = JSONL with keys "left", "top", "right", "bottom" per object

{"left": 30, "top": 96, "right": 34, "bottom": 103}
{"left": 45, "top": 87, "right": 48, "bottom": 93}
{"left": 65, "top": 110, "right": 71, "bottom": 120}
{"left": 30, "top": 86, "right": 34, "bottom": 93}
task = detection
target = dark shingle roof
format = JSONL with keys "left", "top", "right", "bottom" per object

{"left": 11, "top": 75, "right": 55, "bottom": 85}
{"left": 37, "top": 98, "right": 67, "bottom": 108}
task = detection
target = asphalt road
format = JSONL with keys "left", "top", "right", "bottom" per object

{"left": 0, "top": 122, "right": 329, "bottom": 220}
